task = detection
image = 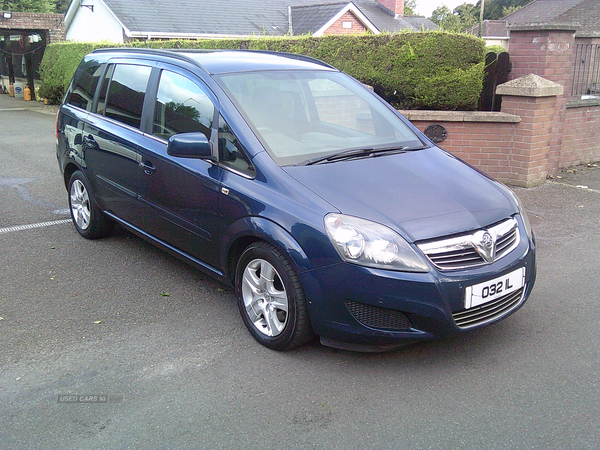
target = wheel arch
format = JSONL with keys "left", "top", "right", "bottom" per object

{"left": 222, "top": 216, "right": 314, "bottom": 286}
{"left": 63, "top": 162, "right": 81, "bottom": 190}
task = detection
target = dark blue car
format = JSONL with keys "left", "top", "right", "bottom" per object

{"left": 56, "top": 48, "right": 536, "bottom": 351}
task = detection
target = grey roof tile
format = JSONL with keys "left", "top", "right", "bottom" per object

{"left": 467, "top": 0, "right": 600, "bottom": 39}
{"left": 504, "top": 0, "right": 586, "bottom": 24}
{"left": 291, "top": 3, "right": 349, "bottom": 34}
{"left": 504, "top": 0, "right": 600, "bottom": 36}
{"left": 403, "top": 15, "right": 439, "bottom": 31}
{"left": 101, "top": 0, "right": 437, "bottom": 37}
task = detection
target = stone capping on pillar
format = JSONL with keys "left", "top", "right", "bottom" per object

{"left": 496, "top": 74, "right": 564, "bottom": 98}
{"left": 398, "top": 110, "right": 520, "bottom": 123}
{"left": 567, "top": 97, "right": 600, "bottom": 108}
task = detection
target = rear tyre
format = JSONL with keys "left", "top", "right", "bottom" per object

{"left": 68, "top": 171, "right": 113, "bottom": 239}
{"left": 236, "top": 241, "right": 314, "bottom": 350}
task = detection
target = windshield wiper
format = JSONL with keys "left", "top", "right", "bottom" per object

{"left": 298, "top": 146, "right": 406, "bottom": 166}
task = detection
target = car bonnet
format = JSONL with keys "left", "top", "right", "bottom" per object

{"left": 282, "top": 147, "right": 518, "bottom": 243}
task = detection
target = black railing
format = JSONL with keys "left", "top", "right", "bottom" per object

{"left": 572, "top": 44, "right": 600, "bottom": 97}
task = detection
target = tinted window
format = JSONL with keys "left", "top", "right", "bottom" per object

{"left": 104, "top": 64, "right": 151, "bottom": 129}
{"left": 95, "top": 64, "right": 114, "bottom": 117}
{"left": 67, "top": 62, "right": 103, "bottom": 111}
{"left": 153, "top": 71, "right": 215, "bottom": 141}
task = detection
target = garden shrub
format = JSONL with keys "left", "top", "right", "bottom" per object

{"left": 39, "top": 32, "right": 486, "bottom": 110}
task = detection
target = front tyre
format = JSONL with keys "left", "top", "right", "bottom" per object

{"left": 236, "top": 241, "right": 314, "bottom": 350}
{"left": 68, "top": 171, "right": 113, "bottom": 239}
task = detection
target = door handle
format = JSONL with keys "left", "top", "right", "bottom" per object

{"left": 139, "top": 161, "right": 156, "bottom": 175}
{"left": 82, "top": 134, "right": 98, "bottom": 150}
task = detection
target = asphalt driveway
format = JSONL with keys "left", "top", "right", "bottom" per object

{"left": 1, "top": 93, "right": 600, "bottom": 449}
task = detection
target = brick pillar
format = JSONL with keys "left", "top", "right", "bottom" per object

{"left": 507, "top": 25, "right": 577, "bottom": 175}
{"left": 497, "top": 74, "right": 563, "bottom": 187}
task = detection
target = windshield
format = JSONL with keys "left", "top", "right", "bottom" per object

{"left": 215, "top": 70, "right": 425, "bottom": 166}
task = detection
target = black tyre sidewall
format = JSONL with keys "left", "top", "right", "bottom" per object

{"left": 68, "top": 171, "right": 113, "bottom": 239}
{"left": 236, "top": 242, "right": 311, "bottom": 350}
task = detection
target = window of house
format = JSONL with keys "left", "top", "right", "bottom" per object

{"left": 152, "top": 70, "right": 215, "bottom": 141}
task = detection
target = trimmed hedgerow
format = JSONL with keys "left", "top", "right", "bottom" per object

{"left": 38, "top": 41, "right": 110, "bottom": 103}
{"left": 39, "top": 32, "right": 485, "bottom": 110}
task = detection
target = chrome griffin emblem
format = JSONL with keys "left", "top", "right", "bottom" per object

{"left": 473, "top": 230, "right": 496, "bottom": 262}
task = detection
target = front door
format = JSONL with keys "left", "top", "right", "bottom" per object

{"left": 137, "top": 69, "right": 222, "bottom": 269}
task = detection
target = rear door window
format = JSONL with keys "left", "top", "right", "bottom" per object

{"left": 100, "top": 64, "right": 152, "bottom": 130}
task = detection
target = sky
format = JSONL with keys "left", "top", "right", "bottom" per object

{"left": 413, "top": 0, "right": 477, "bottom": 18}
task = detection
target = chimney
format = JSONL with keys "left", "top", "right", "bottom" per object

{"left": 377, "top": 0, "right": 404, "bottom": 17}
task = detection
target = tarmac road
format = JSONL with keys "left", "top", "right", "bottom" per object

{"left": 1, "top": 94, "right": 600, "bottom": 449}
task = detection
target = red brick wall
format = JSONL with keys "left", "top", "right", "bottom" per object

{"left": 502, "top": 94, "right": 560, "bottom": 185}
{"left": 407, "top": 120, "right": 518, "bottom": 184}
{"left": 323, "top": 11, "right": 367, "bottom": 35}
{"left": 508, "top": 29, "right": 575, "bottom": 92}
{"left": 562, "top": 103, "right": 600, "bottom": 166}
{"left": 0, "top": 11, "right": 65, "bottom": 43}
{"left": 508, "top": 28, "right": 578, "bottom": 177}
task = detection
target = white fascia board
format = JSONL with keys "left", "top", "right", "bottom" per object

{"left": 313, "top": 2, "right": 380, "bottom": 37}
{"left": 128, "top": 31, "right": 269, "bottom": 40}
{"left": 64, "top": 0, "right": 82, "bottom": 30}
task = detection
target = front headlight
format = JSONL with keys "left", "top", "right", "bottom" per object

{"left": 324, "top": 213, "right": 430, "bottom": 272}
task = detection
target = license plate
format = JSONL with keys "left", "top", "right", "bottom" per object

{"left": 465, "top": 267, "right": 525, "bottom": 309}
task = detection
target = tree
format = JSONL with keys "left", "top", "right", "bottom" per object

{"left": 404, "top": 0, "right": 417, "bottom": 15}
{"left": 430, "top": 3, "right": 479, "bottom": 33}
{"left": 0, "top": 0, "right": 68, "bottom": 13}
{"left": 54, "top": 0, "right": 69, "bottom": 13}
{"left": 0, "top": 0, "right": 54, "bottom": 12}
{"left": 473, "top": 0, "right": 534, "bottom": 20}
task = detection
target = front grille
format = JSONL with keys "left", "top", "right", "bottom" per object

{"left": 426, "top": 247, "right": 481, "bottom": 269}
{"left": 418, "top": 218, "right": 520, "bottom": 271}
{"left": 345, "top": 301, "right": 412, "bottom": 331}
{"left": 452, "top": 287, "right": 524, "bottom": 329}
{"left": 496, "top": 226, "right": 519, "bottom": 254}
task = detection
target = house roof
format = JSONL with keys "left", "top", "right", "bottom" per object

{"left": 290, "top": 2, "right": 380, "bottom": 35}
{"left": 349, "top": 1, "right": 437, "bottom": 31}
{"left": 66, "top": 0, "right": 437, "bottom": 39}
{"left": 504, "top": 0, "right": 600, "bottom": 37}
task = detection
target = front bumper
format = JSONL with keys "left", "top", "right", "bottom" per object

{"left": 302, "top": 233, "right": 536, "bottom": 349}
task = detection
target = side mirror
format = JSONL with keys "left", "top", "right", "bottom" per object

{"left": 167, "top": 132, "right": 214, "bottom": 160}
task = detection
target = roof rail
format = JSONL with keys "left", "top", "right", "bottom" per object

{"left": 92, "top": 47, "right": 210, "bottom": 73}
{"left": 167, "top": 48, "right": 335, "bottom": 70}
{"left": 91, "top": 47, "right": 335, "bottom": 71}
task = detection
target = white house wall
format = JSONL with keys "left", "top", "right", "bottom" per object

{"left": 66, "top": 1, "right": 124, "bottom": 43}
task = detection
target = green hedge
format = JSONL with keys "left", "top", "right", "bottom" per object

{"left": 39, "top": 32, "right": 486, "bottom": 110}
